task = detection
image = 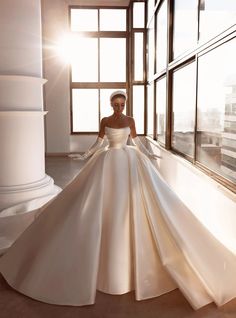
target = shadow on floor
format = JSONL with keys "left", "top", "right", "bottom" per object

{"left": 1, "top": 274, "right": 236, "bottom": 318}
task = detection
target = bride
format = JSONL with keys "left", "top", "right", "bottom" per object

{"left": 0, "top": 90, "right": 236, "bottom": 310}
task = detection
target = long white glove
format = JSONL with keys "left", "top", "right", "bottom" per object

{"left": 131, "top": 136, "right": 161, "bottom": 159}
{"left": 68, "top": 137, "right": 104, "bottom": 160}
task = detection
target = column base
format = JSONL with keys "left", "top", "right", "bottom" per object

{"left": 0, "top": 175, "right": 61, "bottom": 254}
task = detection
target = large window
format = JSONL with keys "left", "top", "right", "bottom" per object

{"left": 70, "top": 7, "right": 128, "bottom": 133}
{"left": 70, "top": 4, "right": 146, "bottom": 135}
{"left": 68, "top": 1, "right": 236, "bottom": 190}
{"left": 147, "top": 0, "right": 236, "bottom": 191}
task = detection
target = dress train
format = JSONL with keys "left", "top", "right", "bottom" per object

{"left": 0, "top": 127, "right": 236, "bottom": 309}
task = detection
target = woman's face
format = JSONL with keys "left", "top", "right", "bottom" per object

{"left": 111, "top": 97, "right": 126, "bottom": 116}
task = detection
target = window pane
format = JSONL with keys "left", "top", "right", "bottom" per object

{"left": 72, "top": 89, "right": 99, "bottom": 132}
{"left": 133, "top": 85, "right": 145, "bottom": 134}
{"left": 71, "top": 38, "right": 98, "bottom": 82}
{"left": 156, "top": 77, "right": 166, "bottom": 144}
{"left": 100, "top": 89, "right": 127, "bottom": 119}
{"left": 172, "top": 62, "right": 196, "bottom": 157}
{"left": 147, "top": 83, "right": 154, "bottom": 136}
{"left": 147, "top": 17, "right": 155, "bottom": 80}
{"left": 197, "top": 38, "right": 236, "bottom": 183}
{"left": 156, "top": 0, "right": 168, "bottom": 73}
{"left": 148, "top": 0, "right": 155, "bottom": 22}
{"left": 100, "top": 38, "right": 126, "bottom": 82}
{"left": 71, "top": 9, "right": 98, "bottom": 31}
{"left": 100, "top": 9, "right": 126, "bottom": 31}
{"left": 173, "top": 0, "right": 198, "bottom": 59}
{"left": 134, "top": 33, "right": 144, "bottom": 81}
{"left": 199, "top": 0, "right": 236, "bottom": 42}
{"left": 133, "top": 2, "right": 145, "bottom": 28}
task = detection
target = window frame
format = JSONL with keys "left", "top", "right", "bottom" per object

{"left": 147, "top": 0, "right": 236, "bottom": 192}
{"left": 130, "top": 0, "right": 147, "bottom": 135}
{"left": 69, "top": 5, "right": 129, "bottom": 135}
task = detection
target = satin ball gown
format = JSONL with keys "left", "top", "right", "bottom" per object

{"left": 0, "top": 127, "right": 236, "bottom": 309}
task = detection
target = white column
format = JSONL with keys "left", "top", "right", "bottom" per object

{"left": 0, "top": 0, "right": 61, "bottom": 254}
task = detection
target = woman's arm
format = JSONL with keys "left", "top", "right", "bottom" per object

{"left": 129, "top": 117, "right": 161, "bottom": 159}
{"left": 69, "top": 118, "right": 106, "bottom": 160}
{"left": 129, "top": 117, "right": 137, "bottom": 138}
{"left": 98, "top": 117, "right": 107, "bottom": 138}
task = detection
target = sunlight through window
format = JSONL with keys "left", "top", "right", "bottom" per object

{"left": 71, "top": 38, "right": 98, "bottom": 82}
{"left": 71, "top": 9, "right": 98, "bottom": 31}
{"left": 133, "top": 2, "right": 145, "bottom": 28}
{"left": 66, "top": 6, "right": 145, "bottom": 134}
{"left": 72, "top": 89, "right": 99, "bottom": 132}
{"left": 100, "top": 38, "right": 126, "bottom": 82}
{"left": 133, "top": 85, "right": 145, "bottom": 134}
{"left": 100, "top": 9, "right": 126, "bottom": 31}
{"left": 134, "top": 33, "right": 144, "bottom": 81}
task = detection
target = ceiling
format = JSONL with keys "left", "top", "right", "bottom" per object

{"left": 65, "top": 0, "right": 131, "bottom": 6}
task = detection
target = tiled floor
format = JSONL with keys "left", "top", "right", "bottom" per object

{"left": 0, "top": 156, "right": 236, "bottom": 318}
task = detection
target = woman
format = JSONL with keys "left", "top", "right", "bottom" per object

{"left": 0, "top": 91, "right": 236, "bottom": 309}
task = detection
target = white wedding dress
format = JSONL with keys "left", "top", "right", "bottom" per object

{"left": 0, "top": 127, "right": 236, "bottom": 309}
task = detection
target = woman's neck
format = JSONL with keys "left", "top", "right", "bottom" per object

{"left": 112, "top": 113, "right": 124, "bottom": 120}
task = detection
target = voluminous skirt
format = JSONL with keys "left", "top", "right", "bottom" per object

{"left": 0, "top": 146, "right": 236, "bottom": 309}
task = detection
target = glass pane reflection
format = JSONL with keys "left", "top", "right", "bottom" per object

{"left": 133, "top": 85, "right": 145, "bottom": 134}
{"left": 71, "top": 38, "right": 98, "bottom": 82}
{"left": 156, "top": 0, "right": 168, "bottom": 73}
{"left": 147, "top": 0, "right": 155, "bottom": 22}
{"left": 199, "top": 0, "right": 236, "bottom": 42}
{"left": 133, "top": 2, "right": 145, "bottom": 28}
{"left": 173, "top": 0, "right": 198, "bottom": 59}
{"left": 147, "top": 83, "right": 154, "bottom": 136}
{"left": 100, "top": 38, "right": 126, "bottom": 82}
{"left": 147, "top": 17, "right": 155, "bottom": 80}
{"left": 100, "top": 9, "right": 126, "bottom": 31}
{"left": 72, "top": 89, "right": 99, "bottom": 132}
{"left": 197, "top": 38, "right": 236, "bottom": 183}
{"left": 134, "top": 33, "right": 144, "bottom": 81}
{"left": 172, "top": 62, "right": 196, "bottom": 157}
{"left": 156, "top": 77, "right": 166, "bottom": 144}
{"left": 71, "top": 9, "right": 98, "bottom": 32}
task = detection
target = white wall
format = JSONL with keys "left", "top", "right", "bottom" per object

{"left": 42, "top": 0, "right": 70, "bottom": 153}
{"left": 0, "top": 0, "right": 42, "bottom": 77}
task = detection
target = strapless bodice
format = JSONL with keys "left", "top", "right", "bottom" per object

{"left": 105, "top": 126, "right": 130, "bottom": 149}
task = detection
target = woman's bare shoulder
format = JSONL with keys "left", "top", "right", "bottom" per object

{"left": 126, "top": 116, "right": 135, "bottom": 126}
{"left": 100, "top": 117, "right": 109, "bottom": 126}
